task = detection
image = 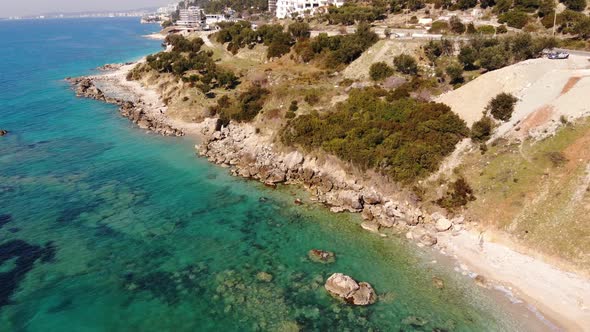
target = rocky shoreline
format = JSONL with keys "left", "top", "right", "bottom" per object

{"left": 196, "top": 122, "right": 462, "bottom": 248}
{"left": 66, "top": 76, "right": 184, "bottom": 137}
{"left": 66, "top": 62, "right": 590, "bottom": 330}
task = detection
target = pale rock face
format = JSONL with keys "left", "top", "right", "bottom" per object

{"left": 325, "top": 273, "right": 359, "bottom": 298}
{"left": 283, "top": 151, "right": 304, "bottom": 170}
{"left": 350, "top": 282, "right": 377, "bottom": 305}
{"left": 363, "top": 190, "right": 382, "bottom": 205}
{"left": 361, "top": 221, "right": 380, "bottom": 233}
{"left": 338, "top": 190, "right": 364, "bottom": 211}
{"left": 435, "top": 218, "right": 452, "bottom": 232}
{"left": 325, "top": 273, "right": 377, "bottom": 306}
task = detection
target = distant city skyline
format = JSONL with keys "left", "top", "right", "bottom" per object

{"left": 1, "top": 1, "right": 173, "bottom": 18}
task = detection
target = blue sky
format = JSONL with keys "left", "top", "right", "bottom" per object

{"left": 1, "top": 0, "right": 172, "bottom": 17}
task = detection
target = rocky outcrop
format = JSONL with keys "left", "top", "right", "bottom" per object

{"left": 0, "top": 130, "right": 8, "bottom": 136}
{"left": 66, "top": 77, "right": 183, "bottom": 137}
{"left": 324, "top": 273, "right": 376, "bottom": 306}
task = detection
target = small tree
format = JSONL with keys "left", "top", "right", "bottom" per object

{"left": 445, "top": 63, "right": 464, "bottom": 83}
{"left": 487, "top": 92, "right": 518, "bottom": 121}
{"left": 496, "top": 24, "right": 508, "bottom": 33}
{"left": 288, "top": 21, "right": 311, "bottom": 39}
{"left": 450, "top": 16, "right": 466, "bottom": 34}
{"left": 393, "top": 54, "right": 418, "bottom": 75}
{"left": 471, "top": 116, "right": 494, "bottom": 142}
{"left": 289, "top": 100, "right": 299, "bottom": 112}
{"left": 369, "top": 62, "right": 394, "bottom": 81}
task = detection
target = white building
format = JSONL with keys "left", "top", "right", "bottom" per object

{"left": 275, "top": 0, "right": 345, "bottom": 19}
{"left": 177, "top": 6, "right": 203, "bottom": 27}
{"left": 157, "top": 3, "right": 178, "bottom": 15}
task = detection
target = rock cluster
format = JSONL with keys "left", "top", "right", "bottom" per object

{"left": 308, "top": 249, "right": 335, "bottom": 264}
{"left": 0, "top": 130, "right": 8, "bottom": 136}
{"left": 324, "top": 273, "right": 376, "bottom": 306}
{"left": 197, "top": 122, "right": 462, "bottom": 247}
{"left": 66, "top": 77, "right": 183, "bottom": 137}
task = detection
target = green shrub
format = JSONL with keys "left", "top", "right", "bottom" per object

{"left": 487, "top": 92, "right": 518, "bottom": 121}
{"left": 295, "top": 22, "right": 378, "bottom": 69}
{"left": 445, "top": 62, "right": 464, "bottom": 83}
{"left": 436, "top": 177, "right": 476, "bottom": 211}
{"left": 288, "top": 21, "right": 311, "bottom": 39}
{"left": 216, "top": 86, "right": 270, "bottom": 124}
{"left": 498, "top": 10, "right": 530, "bottom": 29}
{"left": 393, "top": 54, "right": 418, "bottom": 75}
{"left": 289, "top": 100, "right": 299, "bottom": 112}
{"left": 325, "top": 3, "right": 387, "bottom": 25}
{"left": 430, "top": 21, "right": 451, "bottom": 34}
{"left": 496, "top": 24, "right": 508, "bottom": 33}
{"left": 450, "top": 16, "right": 466, "bottom": 34}
{"left": 304, "top": 91, "right": 320, "bottom": 105}
{"left": 369, "top": 62, "right": 394, "bottom": 81}
{"left": 423, "top": 39, "right": 454, "bottom": 63}
{"left": 477, "top": 25, "right": 496, "bottom": 35}
{"left": 470, "top": 116, "right": 494, "bottom": 142}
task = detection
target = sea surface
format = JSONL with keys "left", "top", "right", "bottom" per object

{"left": 0, "top": 18, "right": 546, "bottom": 331}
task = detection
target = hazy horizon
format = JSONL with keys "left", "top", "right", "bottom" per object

{"left": 1, "top": 0, "right": 173, "bottom": 17}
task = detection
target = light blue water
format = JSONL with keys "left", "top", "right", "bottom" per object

{"left": 0, "top": 18, "right": 539, "bottom": 331}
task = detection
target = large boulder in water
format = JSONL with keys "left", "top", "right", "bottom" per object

{"left": 325, "top": 273, "right": 377, "bottom": 306}
{"left": 350, "top": 282, "right": 377, "bottom": 305}
{"left": 0, "top": 130, "right": 8, "bottom": 136}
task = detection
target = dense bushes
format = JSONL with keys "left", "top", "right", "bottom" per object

{"left": 457, "top": 34, "right": 557, "bottom": 71}
{"left": 281, "top": 88, "right": 468, "bottom": 182}
{"left": 498, "top": 10, "right": 530, "bottom": 29}
{"left": 561, "top": 0, "right": 587, "bottom": 11}
{"left": 324, "top": 3, "right": 387, "bottom": 25}
{"left": 369, "top": 62, "right": 394, "bottom": 81}
{"left": 488, "top": 92, "right": 518, "bottom": 121}
{"left": 145, "top": 35, "right": 239, "bottom": 95}
{"left": 215, "top": 21, "right": 294, "bottom": 59}
{"left": 294, "top": 23, "right": 378, "bottom": 68}
{"left": 211, "top": 86, "right": 270, "bottom": 123}
{"left": 424, "top": 39, "right": 454, "bottom": 62}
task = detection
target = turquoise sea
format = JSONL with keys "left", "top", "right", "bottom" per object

{"left": 0, "top": 18, "right": 548, "bottom": 331}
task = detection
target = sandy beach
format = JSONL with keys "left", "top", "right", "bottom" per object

{"left": 87, "top": 60, "right": 590, "bottom": 331}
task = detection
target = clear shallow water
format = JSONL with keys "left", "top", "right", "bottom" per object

{"left": 0, "top": 18, "right": 536, "bottom": 331}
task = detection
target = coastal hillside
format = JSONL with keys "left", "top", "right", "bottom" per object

{"left": 425, "top": 54, "right": 590, "bottom": 271}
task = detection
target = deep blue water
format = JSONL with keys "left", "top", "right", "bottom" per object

{"left": 0, "top": 18, "right": 543, "bottom": 331}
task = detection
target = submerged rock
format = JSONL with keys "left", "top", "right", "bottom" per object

{"left": 308, "top": 249, "right": 335, "bottom": 264}
{"left": 419, "top": 234, "right": 438, "bottom": 247}
{"left": 402, "top": 315, "right": 429, "bottom": 327}
{"left": 256, "top": 271, "right": 273, "bottom": 282}
{"left": 432, "top": 276, "right": 445, "bottom": 289}
{"left": 324, "top": 273, "right": 377, "bottom": 306}
{"left": 360, "top": 221, "right": 380, "bottom": 233}
{"left": 0, "top": 130, "right": 8, "bottom": 136}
